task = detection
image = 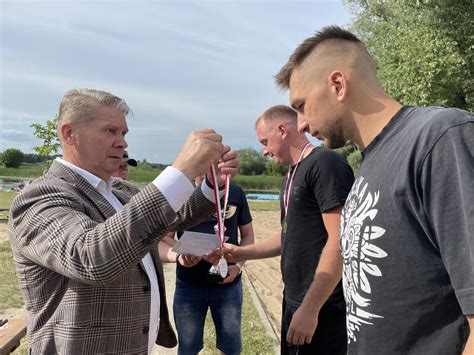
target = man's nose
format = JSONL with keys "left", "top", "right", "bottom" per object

{"left": 297, "top": 114, "right": 309, "bottom": 133}
{"left": 117, "top": 135, "right": 128, "bottom": 149}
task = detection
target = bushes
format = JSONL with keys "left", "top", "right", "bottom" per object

{"left": 1, "top": 148, "right": 24, "bottom": 168}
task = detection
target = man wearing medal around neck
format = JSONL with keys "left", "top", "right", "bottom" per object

{"left": 225, "top": 105, "right": 354, "bottom": 355}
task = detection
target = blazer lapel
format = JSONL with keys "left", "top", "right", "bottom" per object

{"left": 48, "top": 160, "right": 117, "bottom": 219}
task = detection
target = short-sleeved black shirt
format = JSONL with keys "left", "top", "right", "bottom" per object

{"left": 280, "top": 147, "right": 354, "bottom": 306}
{"left": 176, "top": 184, "right": 252, "bottom": 288}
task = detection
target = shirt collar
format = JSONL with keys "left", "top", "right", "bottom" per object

{"left": 56, "top": 157, "right": 113, "bottom": 192}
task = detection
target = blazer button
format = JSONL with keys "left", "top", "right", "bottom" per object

{"left": 143, "top": 285, "right": 150, "bottom": 292}
{"left": 143, "top": 326, "right": 149, "bottom": 334}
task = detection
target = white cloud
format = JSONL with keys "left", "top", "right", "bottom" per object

{"left": 0, "top": 0, "right": 350, "bottom": 162}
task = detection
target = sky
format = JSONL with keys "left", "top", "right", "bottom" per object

{"left": 0, "top": 0, "right": 352, "bottom": 164}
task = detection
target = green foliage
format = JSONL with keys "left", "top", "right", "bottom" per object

{"left": 347, "top": 150, "right": 362, "bottom": 175}
{"left": 334, "top": 141, "right": 361, "bottom": 174}
{"left": 238, "top": 148, "right": 267, "bottom": 176}
{"left": 345, "top": 0, "right": 473, "bottom": 110}
{"left": 265, "top": 159, "right": 287, "bottom": 176}
{"left": 1, "top": 148, "right": 24, "bottom": 168}
{"left": 31, "top": 118, "right": 61, "bottom": 162}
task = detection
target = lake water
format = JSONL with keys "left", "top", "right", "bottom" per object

{"left": 246, "top": 193, "right": 279, "bottom": 201}
{"left": 0, "top": 177, "right": 29, "bottom": 191}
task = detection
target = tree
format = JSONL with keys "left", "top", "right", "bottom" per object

{"left": 265, "top": 159, "right": 287, "bottom": 176}
{"left": 238, "top": 148, "right": 267, "bottom": 175}
{"left": 1, "top": 148, "right": 24, "bottom": 168}
{"left": 31, "top": 118, "right": 61, "bottom": 164}
{"left": 345, "top": 0, "right": 473, "bottom": 110}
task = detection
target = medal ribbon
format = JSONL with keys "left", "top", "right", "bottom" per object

{"left": 283, "top": 142, "right": 312, "bottom": 218}
{"left": 209, "top": 165, "right": 230, "bottom": 249}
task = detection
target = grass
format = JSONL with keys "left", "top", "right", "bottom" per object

{"left": 248, "top": 200, "right": 280, "bottom": 212}
{"left": 128, "top": 167, "right": 163, "bottom": 184}
{"left": 0, "top": 241, "right": 24, "bottom": 314}
{"left": 0, "top": 164, "right": 47, "bottom": 178}
{"left": 233, "top": 175, "right": 282, "bottom": 192}
{"left": 0, "top": 191, "right": 16, "bottom": 208}
{"left": 1, "top": 163, "right": 282, "bottom": 192}
{"left": 202, "top": 281, "right": 277, "bottom": 354}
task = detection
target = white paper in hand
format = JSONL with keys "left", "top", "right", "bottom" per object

{"left": 171, "top": 231, "right": 221, "bottom": 257}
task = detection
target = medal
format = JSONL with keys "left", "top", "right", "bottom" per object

{"left": 282, "top": 221, "right": 287, "bottom": 235}
{"left": 209, "top": 165, "right": 230, "bottom": 279}
{"left": 218, "top": 257, "right": 228, "bottom": 278}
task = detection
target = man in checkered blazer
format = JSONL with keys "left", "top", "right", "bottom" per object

{"left": 8, "top": 89, "right": 239, "bottom": 354}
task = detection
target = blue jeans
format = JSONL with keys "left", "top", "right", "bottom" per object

{"left": 173, "top": 278, "right": 243, "bottom": 355}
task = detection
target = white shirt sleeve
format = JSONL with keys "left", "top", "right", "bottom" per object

{"left": 153, "top": 167, "right": 224, "bottom": 211}
{"left": 153, "top": 166, "right": 194, "bottom": 212}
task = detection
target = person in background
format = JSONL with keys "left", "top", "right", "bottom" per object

{"left": 276, "top": 25, "right": 473, "bottom": 354}
{"left": 226, "top": 105, "right": 354, "bottom": 355}
{"left": 160, "top": 175, "right": 254, "bottom": 355}
{"left": 112, "top": 150, "right": 137, "bottom": 180}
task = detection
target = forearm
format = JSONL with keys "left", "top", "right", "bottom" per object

{"left": 10, "top": 183, "right": 181, "bottom": 285}
{"left": 464, "top": 315, "right": 473, "bottom": 354}
{"left": 299, "top": 205, "right": 344, "bottom": 314}
{"left": 238, "top": 232, "right": 281, "bottom": 260}
{"left": 299, "top": 241, "right": 342, "bottom": 314}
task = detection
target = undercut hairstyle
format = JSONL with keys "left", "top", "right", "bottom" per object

{"left": 255, "top": 104, "right": 297, "bottom": 129}
{"left": 57, "top": 89, "right": 130, "bottom": 136}
{"left": 275, "top": 25, "right": 364, "bottom": 89}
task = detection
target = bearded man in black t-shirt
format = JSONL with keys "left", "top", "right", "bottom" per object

{"left": 226, "top": 105, "right": 354, "bottom": 355}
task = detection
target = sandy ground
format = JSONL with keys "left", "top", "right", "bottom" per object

{"left": 1, "top": 211, "right": 284, "bottom": 353}
{"left": 241, "top": 211, "right": 283, "bottom": 340}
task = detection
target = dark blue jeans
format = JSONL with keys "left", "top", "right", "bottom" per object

{"left": 173, "top": 278, "right": 243, "bottom": 355}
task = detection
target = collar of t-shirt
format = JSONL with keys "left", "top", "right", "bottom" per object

{"left": 56, "top": 157, "right": 160, "bottom": 354}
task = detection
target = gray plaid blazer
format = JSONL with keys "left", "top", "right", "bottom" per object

{"left": 8, "top": 161, "right": 214, "bottom": 354}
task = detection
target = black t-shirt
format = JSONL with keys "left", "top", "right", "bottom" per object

{"left": 176, "top": 184, "right": 252, "bottom": 287}
{"left": 280, "top": 147, "right": 354, "bottom": 306}
{"left": 341, "top": 106, "right": 474, "bottom": 354}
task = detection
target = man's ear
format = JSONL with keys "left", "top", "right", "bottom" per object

{"left": 277, "top": 124, "right": 289, "bottom": 139}
{"left": 328, "top": 70, "right": 347, "bottom": 102}
{"left": 59, "top": 123, "right": 76, "bottom": 145}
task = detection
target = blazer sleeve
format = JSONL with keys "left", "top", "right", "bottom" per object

{"left": 9, "top": 181, "right": 213, "bottom": 286}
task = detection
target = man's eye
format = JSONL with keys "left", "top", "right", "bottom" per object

{"left": 297, "top": 104, "right": 305, "bottom": 114}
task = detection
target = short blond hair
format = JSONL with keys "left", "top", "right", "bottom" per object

{"left": 255, "top": 105, "right": 297, "bottom": 130}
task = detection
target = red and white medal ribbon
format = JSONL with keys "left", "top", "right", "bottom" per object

{"left": 283, "top": 142, "right": 312, "bottom": 219}
{"left": 209, "top": 165, "right": 230, "bottom": 278}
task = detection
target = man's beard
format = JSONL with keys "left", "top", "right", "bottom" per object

{"left": 323, "top": 116, "right": 346, "bottom": 149}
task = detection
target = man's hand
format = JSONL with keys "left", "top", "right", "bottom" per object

{"left": 220, "top": 265, "right": 241, "bottom": 284}
{"left": 172, "top": 129, "right": 225, "bottom": 182}
{"left": 177, "top": 254, "right": 201, "bottom": 267}
{"left": 206, "top": 148, "right": 239, "bottom": 188}
{"left": 201, "top": 248, "right": 221, "bottom": 265}
{"left": 222, "top": 242, "right": 244, "bottom": 263}
{"left": 286, "top": 305, "right": 318, "bottom": 346}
